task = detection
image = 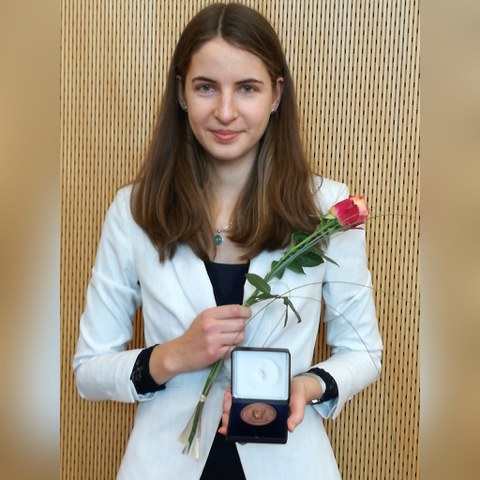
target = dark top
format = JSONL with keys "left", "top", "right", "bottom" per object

{"left": 200, "top": 261, "right": 249, "bottom": 480}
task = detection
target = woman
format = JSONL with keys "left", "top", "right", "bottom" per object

{"left": 73, "top": 3, "right": 382, "bottom": 479}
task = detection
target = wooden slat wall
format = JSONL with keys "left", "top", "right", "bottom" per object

{"left": 61, "top": 1, "right": 419, "bottom": 478}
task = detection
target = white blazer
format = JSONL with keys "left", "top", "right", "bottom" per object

{"left": 73, "top": 177, "right": 383, "bottom": 480}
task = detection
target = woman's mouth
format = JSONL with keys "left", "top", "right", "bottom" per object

{"left": 211, "top": 130, "right": 240, "bottom": 143}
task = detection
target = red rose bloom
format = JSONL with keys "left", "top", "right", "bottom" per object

{"left": 329, "top": 196, "right": 369, "bottom": 227}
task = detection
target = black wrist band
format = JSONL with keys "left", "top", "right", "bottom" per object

{"left": 130, "top": 345, "right": 166, "bottom": 395}
{"left": 307, "top": 367, "right": 338, "bottom": 403}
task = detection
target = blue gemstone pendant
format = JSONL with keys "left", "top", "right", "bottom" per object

{"left": 214, "top": 224, "right": 230, "bottom": 246}
{"left": 214, "top": 233, "right": 223, "bottom": 245}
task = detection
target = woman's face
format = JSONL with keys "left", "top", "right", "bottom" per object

{"left": 179, "top": 38, "right": 283, "bottom": 171}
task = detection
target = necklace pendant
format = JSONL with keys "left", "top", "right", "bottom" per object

{"left": 214, "top": 223, "right": 231, "bottom": 246}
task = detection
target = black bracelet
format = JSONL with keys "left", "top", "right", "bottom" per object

{"left": 307, "top": 367, "right": 338, "bottom": 403}
{"left": 130, "top": 345, "right": 166, "bottom": 395}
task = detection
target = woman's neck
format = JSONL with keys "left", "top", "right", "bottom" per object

{"left": 210, "top": 180, "right": 241, "bottom": 234}
{"left": 208, "top": 161, "right": 253, "bottom": 264}
{"left": 212, "top": 241, "right": 248, "bottom": 264}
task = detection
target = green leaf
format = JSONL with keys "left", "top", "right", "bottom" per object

{"left": 298, "top": 250, "right": 325, "bottom": 268}
{"left": 283, "top": 305, "right": 288, "bottom": 327}
{"left": 245, "top": 273, "right": 271, "bottom": 294}
{"left": 321, "top": 254, "right": 340, "bottom": 267}
{"left": 291, "top": 231, "right": 309, "bottom": 245}
{"left": 282, "top": 297, "right": 302, "bottom": 324}
{"left": 286, "top": 260, "right": 305, "bottom": 275}
{"left": 257, "top": 292, "right": 277, "bottom": 300}
{"left": 271, "top": 260, "right": 286, "bottom": 279}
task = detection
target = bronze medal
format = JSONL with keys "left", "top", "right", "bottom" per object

{"left": 240, "top": 402, "right": 277, "bottom": 426}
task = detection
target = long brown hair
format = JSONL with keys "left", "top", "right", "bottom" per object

{"left": 131, "top": 3, "right": 322, "bottom": 262}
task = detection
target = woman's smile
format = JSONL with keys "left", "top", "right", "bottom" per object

{"left": 210, "top": 129, "right": 242, "bottom": 143}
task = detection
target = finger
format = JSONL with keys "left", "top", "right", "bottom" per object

{"left": 218, "top": 412, "right": 229, "bottom": 435}
{"left": 218, "top": 421, "right": 227, "bottom": 436}
{"left": 218, "top": 320, "right": 247, "bottom": 335}
{"left": 287, "top": 396, "right": 306, "bottom": 432}
{"left": 222, "top": 387, "right": 232, "bottom": 412}
{"left": 219, "top": 329, "right": 245, "bottom": 346}
{"left": 214, "top": 305, "right": 252, "bottom": 320}
{"left": 218, "top": 388, "right": 232, "bottom": 435}
{"left": 287, "top": 411, "right": 302, "bottom": 432}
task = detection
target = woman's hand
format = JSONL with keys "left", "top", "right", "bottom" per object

{"left": 176, "top": 304, "right": 251, "bottom": 369}
{"left": 286, "top": 376, "right": 311, "bottom": 432}
{"left": 218, "top": 374, "right": 323, "bottom": 436}
{"left": 149, "top": 305, "right": 251, "bottom": 384}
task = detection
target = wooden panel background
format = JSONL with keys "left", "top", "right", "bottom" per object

{"left": 61, "top": 0, "right": 419, "bottom": 478}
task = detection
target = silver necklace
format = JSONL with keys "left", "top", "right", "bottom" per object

{"left": 214, "top": 224, "right": 231, "bottom": 245}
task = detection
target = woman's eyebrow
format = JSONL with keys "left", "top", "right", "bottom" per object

{"left": 236, "top": 78, "right": 264, "bottom": 85}
{"left": 191, "top": 75, "right": 215, "bottom": 83}
{"left": 191, "top": 76, "right": 264, "bottom": 85}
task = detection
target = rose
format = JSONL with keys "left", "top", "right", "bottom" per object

{"left": 329, "top": 196, "right": 369, "bottom": 227}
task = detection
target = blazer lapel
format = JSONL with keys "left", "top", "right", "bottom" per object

{"left": 170, "top": 245, "right": 217, "bottom": 316}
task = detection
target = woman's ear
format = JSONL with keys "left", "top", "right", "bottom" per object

{"left": 272, "top": 77, "right": 284, "bottom": 112}
{"left": 176, "top": 75, "right": 187, "bottom": 111}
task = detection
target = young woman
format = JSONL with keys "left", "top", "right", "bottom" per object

{"left": 73, "top": 3, "right": 382, "bottom": 479}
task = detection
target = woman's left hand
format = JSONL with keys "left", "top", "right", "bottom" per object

{"left": 218, "top": 375, "right": 319, "bottom": 436}
{"left": 285, "top": 376, "right": 310, "bottom": 432}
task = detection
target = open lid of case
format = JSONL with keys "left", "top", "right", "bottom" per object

{"left": 231, "top": 347, "right": 290, "bottom": 401}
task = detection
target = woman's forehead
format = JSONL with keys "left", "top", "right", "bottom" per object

{"left": 185, "top": 38, "right": 270, "bottom": 80}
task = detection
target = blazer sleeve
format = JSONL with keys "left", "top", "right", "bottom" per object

{"left": 312, "top": 183, "right": 383, "bottom": 419}
{"left": 73, "top": 187, "right": 156, "bottom": 403}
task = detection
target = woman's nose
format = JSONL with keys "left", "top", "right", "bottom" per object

{"left": 214, "top": 93, "right": 238, "bottom": 123}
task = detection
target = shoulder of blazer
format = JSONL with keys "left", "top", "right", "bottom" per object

{"left": 312, "top": 176, "right": 349, "bottom": 213}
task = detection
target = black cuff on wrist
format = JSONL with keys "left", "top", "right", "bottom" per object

{"left": 130, "top": 345, "right": 166, "bottom": 395}
{"left": 307, "top": 367, "right": 338, "bottom": 402}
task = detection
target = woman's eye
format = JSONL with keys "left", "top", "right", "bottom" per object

{"left": 240, "top": 85, "right": 255, "bottom": 93}
{"left": 198, "top": 84, "right": 215, "bottom": 93}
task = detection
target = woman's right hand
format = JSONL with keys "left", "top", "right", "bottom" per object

{"left": 149, "top": 305, "right": 251, "bottom": 384}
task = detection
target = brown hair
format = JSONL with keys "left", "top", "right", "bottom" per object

{"left": 131, "top": 3, "right": 321, "bottom": 262}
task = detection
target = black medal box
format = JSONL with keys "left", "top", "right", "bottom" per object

{"left": 226, "top": 347, "right": 291, "bottom": 444}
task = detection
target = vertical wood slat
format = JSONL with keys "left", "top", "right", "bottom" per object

{"left": 61, "top": 1, "right": 419, "bottom": 479}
